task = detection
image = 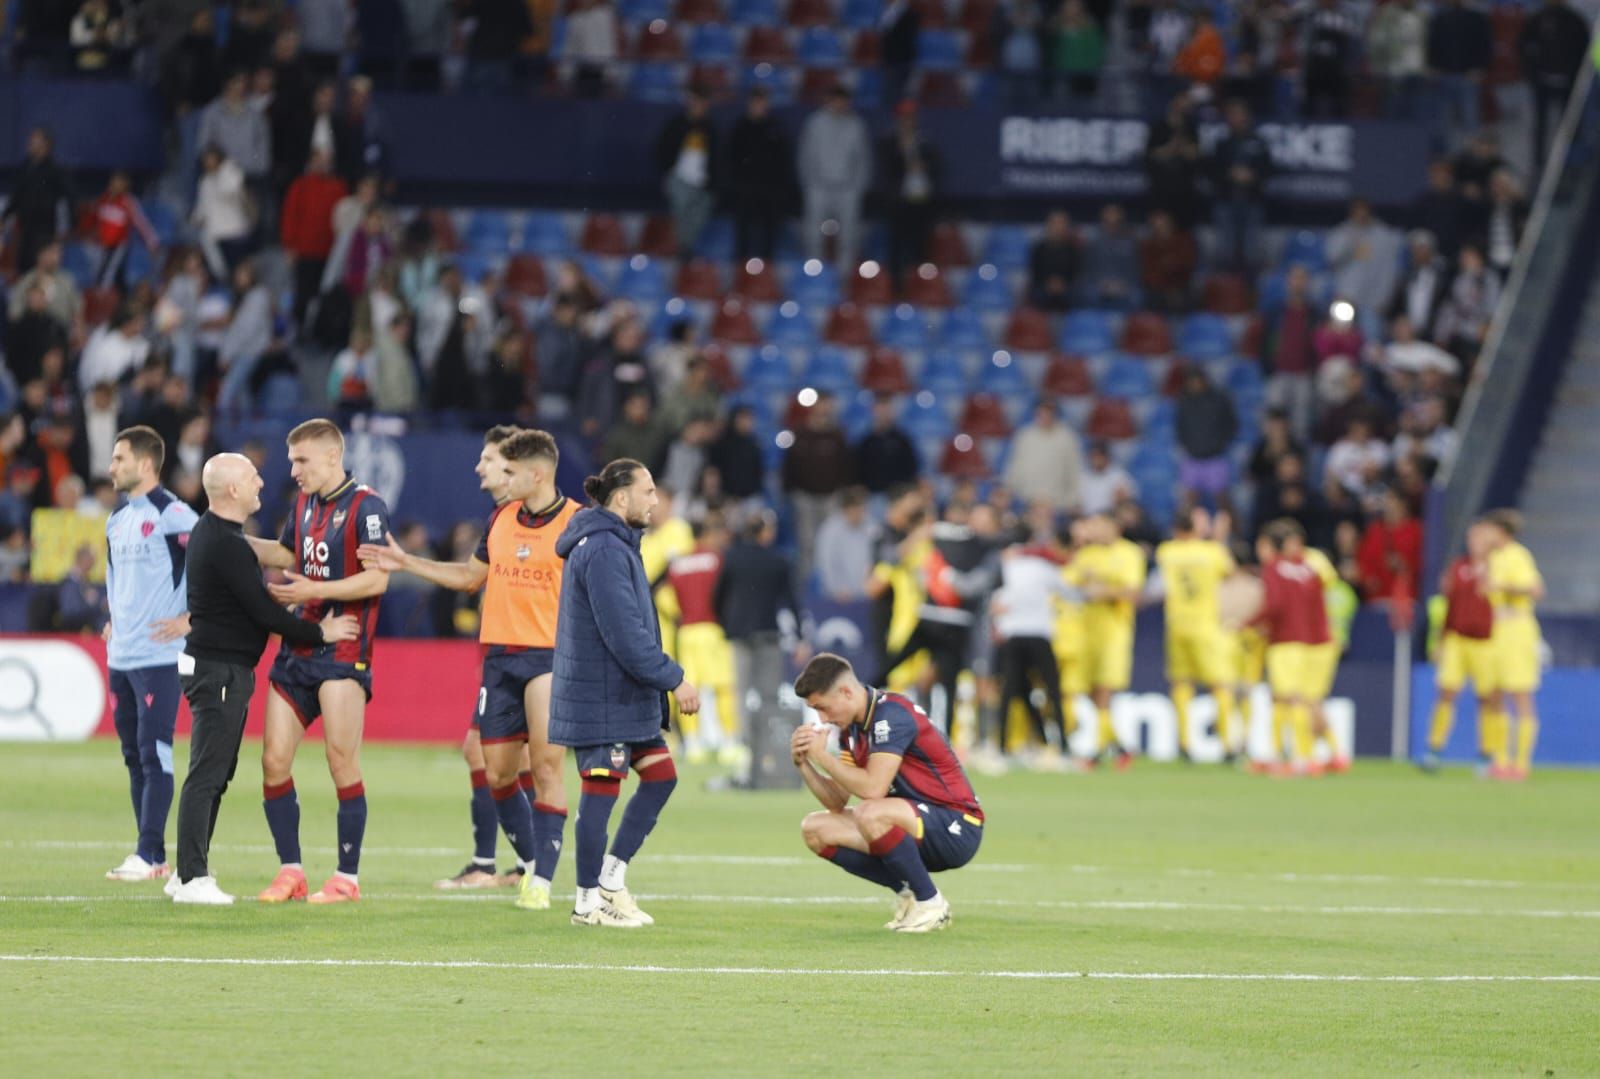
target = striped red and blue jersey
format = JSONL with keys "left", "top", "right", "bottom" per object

{"left": 842, "top": 689, "right": 982, "bottom": 818}
{"left": 275, "top": 474, "right": 390, "bottom": 667}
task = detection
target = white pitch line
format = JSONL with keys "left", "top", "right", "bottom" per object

{"left": 4, "top": 892, "right": 1597, "bottom": 919}
{"left": 2, "top": 954, "right": 1596, "bottom": 983}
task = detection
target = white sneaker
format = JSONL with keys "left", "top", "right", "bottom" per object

{"left": 571, "top": 898, "right": 645, "bottom": 928}
{"left": 884, "top": 888, "right": 916, "bottom": 929}
{"left": 106, "top": 854, "right": 172, "bottom": 882}
{"left": 600, "top": 885, "right": 654, "bottom": 926}
{"left": 893, "top": 894, "right": 951, "bottom": 933}
{"left": 163, "top": 874, "right": 182, "bottom": 898}
{"left": 171, "top": 876, "right": 235, "bottom": 905}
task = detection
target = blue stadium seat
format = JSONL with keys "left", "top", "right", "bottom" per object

{"left": 976, "top": 351, "right": 1031, "bottom": 398}
{"left": 851, "top": 69, "right": 883, "bottom": 110}
{"left": 840, "top": 0, "right": 879, "bottom": 28}
{"left": 615, "top": 255, "right": 669, "bottom": 302}
{"left": 1225, "top": 358, "right": 1266, "bottom": 399}
{"left": 143, "top": 200, "right": 181, "bottom": 246}
{"left": 980, "top": 225, "right": 1031, "bottom": 272}
{"left": 694, "top": 216, "right": 735, "bottom": 261}
{"left": 689, "top": 24, "right": 737, "bottom": 63}
{"left": 1098, "top": 355, "right": 1156, "bottom": 399}
{"left": 619, "top": 0, "right": 671, "bottom": 19}
{"left": 839, "top": 389, "right": 877, "bottom": 441}
{"left": 938, "top": 308, "right": 991, "bottom": 352}
{"left": 961, "top": 263, "right": 1014, "bottom": 313}
{"left": 916, "top": 30, "right": 963, "bottom": 71}
{"left": 123, "top": 242, "right": 156, "bottom": 286}
{"left": 647, "top": 296, "right": 698, "bottom": 339}
{"left": 788, "top": 261, "right": 839, "bottom": 307}
{"left": 797, "top": 27, "right": 845, "bottom": 67}
{"left": 1142, "top": 398, "right": 1177, "bottom": 441}
{"left": 899, "top": 392, "right": 953, "bottom": 440}
{"left": 727, "top": 389, "right": 778, "bottom": 429}
{"left": 741, "top": 62, "right": 795, "bottom": 103}
{"left": 463, "top": 210, "right": 513, "bottom": 254}
{"left": 918, "top": 349, "right": 970, "bottom": 396}
{"left": 61, "top": 243, "right": 95, "bottom": 288}
{"left": 1280, "top": 229, "right": 1327, "bottom": 270}
{"left": 879, "top": 305, "right": 930, "bottom": 351}
{"left": 1059, "top": 310, "right": 1117, "bottom": 356}
{"left": 728, "top": 0, "right": 780, "bottom": 26}
{"left": 765, "top": 301, "right": 819, "bottom": 348}
{"left": 799, "top": 346, "right": 856, "bottom": 396}
{"left": 520, "top": 211, "right": 572, "bottom": 256}
{"left": 743, "top": 346, "right": 795, "bottom": 394}
{"left": 452, "top": 250, "right": 496, "bottom": 284}
{"left": 1176, "top": 313, "right": 1234, "bottom": 361}
{"left": 629, "top": 62, "right": 682, "bottom": 103}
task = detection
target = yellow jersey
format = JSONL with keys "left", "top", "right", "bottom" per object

{"left": 1487, "top": 541, "right": 1542, "bottom": 616}
{"left": 1076, "top": 538, "right": 1147, "bottom": 626}
{"left": 1304, "top": 547, "right": 1340, "bottom": 590}
{"left": 641, "top": 515, "right": 694, "bottom": 585}
{"left": 1155, "top": 537, "right": 1234, "bottom": 633}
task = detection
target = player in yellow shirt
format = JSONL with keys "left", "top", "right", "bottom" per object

{"left": 1301, "top": 543, "right": 1352, "bottom": 771}
{"left": 1154, "top": 508, "right": 1236, "bottom": 762}
{"left": 1075, "top": 513, "right": 1147, "bottom": 768}
{"left": 1482, "top": 510, "right": 1544, "bottom": 780}
{"left": 641, "top": 487, "right": 695, "bottom": 743}
{"left": 1052, "top": 518, "right": 1091, "bottom": 747}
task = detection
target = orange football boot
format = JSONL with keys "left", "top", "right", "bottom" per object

{"left": 259, "top": 866, "right": 308, "bottom": 902}
{"left": 308, "top": 875, "right": 361, "bottom": 904}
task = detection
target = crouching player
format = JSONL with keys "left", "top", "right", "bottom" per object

{"left": 792, "top": 653, "right": 983, "bottom": 933}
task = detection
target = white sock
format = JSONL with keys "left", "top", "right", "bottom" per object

{"left": 282, "top": 863, "right": 302, "bottom": 871}
{"left": 335, "top": 871, "right": 358, "bottom": 884}
{"left": 575, "top": 886, "right": 599, "bottom": 914}
{"left": 472, "top": 857, "right": 495, "bottom": 868}
{"left": 600, "top": 855, "right": 627, "bottom": 891}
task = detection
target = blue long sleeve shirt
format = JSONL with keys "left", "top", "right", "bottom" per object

{"left": 105, "top": 486, "right": 199, "bottom": 671}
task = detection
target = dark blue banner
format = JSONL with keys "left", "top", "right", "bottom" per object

{"left": 1410, "top": 666, "right": 1600, "bottom": 767}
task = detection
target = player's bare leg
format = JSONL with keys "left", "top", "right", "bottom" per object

{"left": 1422, "top": 686, "right": 1460, "bottom": 772}
{"left": 259, "top": 692, "right": 310, "bottom": 901}
{"left": 309, "top": 680, "right": 368, "bottom": 903}
{"left": 516, "top": 673, "right": 567, "bottom": 908}
{"left": 435, "top": 728, "right": 503, "bottom": 889}
{"left": 1475, "top": 693, "right": 1507, "bottom": 773}
{"left": 1310, "top": 698, "right": 1346, "bottom": 773}
{"left": 1170, "top": 678, "right": 1196, "bottom": 763}
{"left": 1092, "top": 687, "right": 1131, "bottom": 770}
{"left": 1504, "top": 691, "right": 1538, "bottom": 780}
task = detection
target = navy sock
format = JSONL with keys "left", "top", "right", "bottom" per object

{"left": 492, "top": 782, "right": 538, "bottom": 865}
{"left": 609, "top": 758, "right": 677, "bottom": 865}
{"left": 137, "top": 747, "right": 174, "bottom": 865}
{"left": 531, "top": 801, "right": 568, "bottom": 882}
{"left": 575, "top": 777, "right": 621, "bottom": 889}
{"left": 336, "top": 782, "right": 367, "bottom": 876}
{"left": 263, "top": 779, "right": 302, "bottom": 865}
{"left": 868, "top": 826, "right": 937, "bottom": 902}
{"left": 469, "top": 769, "right": 496, "bottom": 864}
{"left": 820, "top": 845, "right": 903, "bottom": 891}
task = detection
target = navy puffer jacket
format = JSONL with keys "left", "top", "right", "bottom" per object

{"left": 550, "top": 506, "right": 684, "bottom": 747}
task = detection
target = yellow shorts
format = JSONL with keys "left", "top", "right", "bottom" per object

{"left": 1307, "top": 641, "right": 1340, "bottom": 700}
{"left": 1055, "top": 646, "right": 1089, "bottom": 697}
{"left": 1266, "top": 643, "right": 1322, "bottom": 702}
{"left": 1491, "top": 615, "right": 1542, "bottom": 694}
{"left": 676, "top": 622, "right": 733, "bottom": 690}
{"left": 1436, "top": 632, "right": 1497, "bottom": 694}
{"left": 1082, "top": 618, "right": 1133, "bottom": 691}
{"left": 1235, "top": 628, "right": 1266, "bottom": 686}
{"left": 1167, "top": 631, "right": 1231, "bottom": 686}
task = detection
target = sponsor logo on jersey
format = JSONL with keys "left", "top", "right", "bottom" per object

{"left": 873, "top": 719, "right": 890, "bottom": 744}
{"left": 365, "top": 514, "right": 383, "bottom": 540}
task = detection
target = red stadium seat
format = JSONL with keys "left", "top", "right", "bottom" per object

{"left": 700, "top": 342, "right": 741, "bottom": 391}
{"left": 744, "top": 26, "right": 794, "bottom": 64}
{"left": 901, "top": 263, "right": 954, "bottom": 307}
{"left": 1003, "top": 306, "right": 1053, "bottom": 352}
{"left": 783, "top": 392, "right": 816, "bottom": 430}
{"left": 861, "top": 346, "right": 912, "bottom": 393}
{"left": 1042, "top": 353, "right": 1093, "bottom": 397}
{"left": 637, "top": 215, "right": 679, "bottom": 258}
{"left": 1160, "top": 360, "right": 1189, "bottom": 398}
{"left": 912, "top": 0, "right": 947, "bottom": 29}
{"left": 1201, "top": 273, "right": 1253, "bottom": 315}
{"left": 787, "top": 0, "right": 831, "bottom": 26}
{"left": 939, "top": 435, "right": 989, "bottom": 478}
{"left": 580, "top": 213, "right": 628, "bottom": 255}
{"left": 964, "top": 33, "right": 993, "bottom": 67}
{"left": 927, "top": 222, "right": 971, "bottom": 267}
{"left": 502, "top": 254, "right": 548, "bottom": 298}
{"left": 710, "top": 298, "right": 761, "bottom": 344}
{"left": 850, "top": 30, "right": 881, "bottom": 65}
{"left": 688, "top": 62, "right": 734, "bottom": 99}
{"left": 847, "top": 262, "right": 895, "bottom": 306}
{"left": 1238, "top": 315, "right": 1264, "bottom": 357}
{"left": 1087, "top": 398, "right": 1138, "bottom": 441}
{"left": 732, "top": 258, "right": 784, "bottom": 301}
{"left": 635, "top": 21, "right": 685, "bottom": 60}
{"left": 957, "top": 393, "right": 1010, "bottom": 438}
{"left": 674, "top": 258, "right": 725, "bottom": 300}
{"left": 799, "top": 67, "right": 842, "bottom": 104}
{"left": 1121, "top": 310, "right": 1173, "bottom": 356}
{"left": 83, "top": 285, "right": 121, "bottom": 328}
{"left": 824, "top": 302, "right": 875, "bottom": 346}
{"left": 917, "top": 71, "right": 967, "bottom": 108}
{"left": 676, "top": 0, "right": 722, "bottom": 22}
{"left": 958, "top": 0, "right": 995, "bottom": 36}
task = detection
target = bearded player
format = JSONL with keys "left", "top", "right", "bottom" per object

{"left": 361, "top": 429, "right": 580, "bottom": 909}
{"left": 245, "top": 419, "right": 391, "bottom": 904}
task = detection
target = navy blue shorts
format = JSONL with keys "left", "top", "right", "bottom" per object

{"left": 269, "top": 653, "right": 372, "bottom": 729}
{"left": 910, "top": 801, "right": 984, "bottom": 872}
{"left": 575, "top": 736, "right": 670, "bottom": 780}
{"left": 477, "top": 649, "right": 554, "bottom": 744}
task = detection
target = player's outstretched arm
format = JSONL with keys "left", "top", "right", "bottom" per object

{"left": 357, "top": 533, "right": 489, "bottom": 592}
{"left": 269, "top": 567, "right": 391, "bottom": 606}
{"left": 246, "top": 534, "right": 296, "bottom": 570}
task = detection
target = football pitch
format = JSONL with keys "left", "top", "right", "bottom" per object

{"left": 2, "top": 742, "right": 1597, "bottom": 1076}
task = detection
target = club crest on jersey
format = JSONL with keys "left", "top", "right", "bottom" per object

{"left": 140, "top": 520, "right": 155, "bottom": 538}
{"left": 873, "top": 719, "right": 891, "bottom": 744}
{"left": 609, "top": 744, "right": 628, "bottom": 770}
{"left": 331, "top": 509, "right": 347, "bottom": 530}
{"left": 516, "top": 544, "right": 531, "bottom": 561}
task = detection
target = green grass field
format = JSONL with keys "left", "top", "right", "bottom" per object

{"left": 2, "top": 740, "right": 1597, "bottom": 1076}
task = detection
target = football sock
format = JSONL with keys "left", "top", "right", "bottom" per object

{"left": 1319, "top": 717, "right": 1344, "bottom": 760}
{"left": 1480, "top": 705, "right": 1509, "bottom": 766}
{"left": 469, "top": 769, "right": 496, "bottom": 865}
{"left": 600, "top": 854, "right": 627, "bottom": 891}
{"left": 574, "top": 885, "right": 600, "bottom": 915}
{"left": 1291, "top": 705, "right": 1315, "bottom": 763}
{"left": 1214, "top": 686, "right": 1237, "bottom": 754}
{"left": 818, "top": 845, "right": 901, "bottom": 891}
{"left": 492, "top": 781, "right": 539, "bottom": 865}
{"left": 716, "top": 684, "right": 740, "bottom": 740}
{"left": 575, "top": 776, "right": 622, "bottom": 889}
{"left": 1171, "top": 684, "right": 1195, "bottom": 752}
{"left": 1096, "top": 705, "right": 1118, "bottom": 754}
{"left": 335, "top": 782, "right": 367, "bottom": 876}
{"left": 263, "top": 779, "right": 302, "bottom": 866}
{"left": 1428, "top": 700, "right": 1455, "bottom": 753}
{"left": 867, "top": 826, "right": 936, "bottom": 902}
{"left": 611, "top": 756, "right": 678, "bottom": 864}
{"left": 531, "top": 801, "right": 569, "bottom": 883}
{"left": 1271, "top": 702, "right": 1292, "bottom": 759}
{"left": 137, "top": 744, "right": 174, "bottom": 866}
{"left": 1515, "top": 717, "right": 1539, "bottom": 771}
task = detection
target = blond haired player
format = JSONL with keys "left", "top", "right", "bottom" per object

{"left": 1482, "top": 510, "right": 1544, "bottom": 780}
{"left": 1074, "top": 513, "right": 1147, "bottom": 768}
{"left": 1155, "top": 507, "right": 1237, "bottom": 761}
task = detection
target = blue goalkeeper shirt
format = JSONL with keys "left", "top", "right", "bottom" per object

{"left": 106, "top": 486, "right": 199, "bottom": 672}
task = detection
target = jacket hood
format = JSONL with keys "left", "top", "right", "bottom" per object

{"left": 555, "top": 505, "right": 639, "bottom": 559}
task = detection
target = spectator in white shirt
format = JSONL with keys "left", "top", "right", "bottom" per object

{"left": 192, "top": 146, "right": 255, "bottom": 278}
{"left": 1003, "top": 400, "right": 1085, "bottom": 512}
{"left": 1326, "top": 417, "right": 1391, "bottom": 496}
{"left": 77, "top": 307, "right": 150, "bottom": 392}
{"left": 1079, "top": 440, "right": 1137, "bottom": 516}
{"left": 814, "top": 487, "right": 878, "bottom": 602}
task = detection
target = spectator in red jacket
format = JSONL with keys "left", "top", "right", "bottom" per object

{"left": 1356, "top": 487, "right": 1423, "bottom": 602}
{"left": 279, "top": 147, "right": 348, "bottom": 327}
{"left": 90, "top": 170, "right": 159, "bottom": 289}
